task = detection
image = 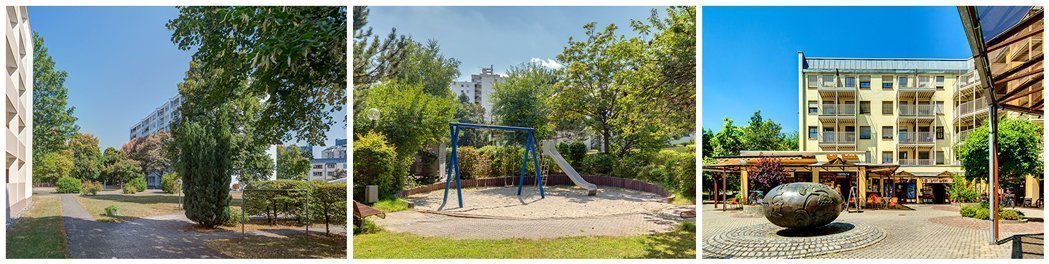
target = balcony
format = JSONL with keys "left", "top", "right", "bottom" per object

{"left": 899, "top": 104, "right": 937, "bottom": 116}
{"left": 958, "top": 130, "right": 972, "bottom": 142}
{"left": 899, "top": 158, "right": 936, "bottom": 166}
{"left": 898, "top": 131, "right": 935, "bottom": 144}
{"left": 820, "top": 104, "right": 856, "bottom": 115}
{"left": 818, "top": 131, "right": 857, "bottom": 145}
{"left": 956, "top": 97, "right": 989, "bottom": 117}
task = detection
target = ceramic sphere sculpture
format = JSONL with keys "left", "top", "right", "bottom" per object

{"left": 761, "top": 182, "right": 844, "bottom": 229}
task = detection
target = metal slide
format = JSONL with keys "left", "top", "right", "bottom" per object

{"left": 541, "top": 141, "right": 598, "bottom": 196}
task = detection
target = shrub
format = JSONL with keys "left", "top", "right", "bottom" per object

{"left": 56, "top": 176, "right": 82, "bottom": 193}
{"left": 581, "top": 153, "right": 614, "bottom": 175}
{"left": 613, "top": 151, "right": 652, "bottom": 179}
{"left": 173, "top": 117, "right": 233, "bottom": 228}
{"left": 974, "top": 207, "right": 991, "bottom": 220}
{"left": 1000, "top": 209, "right": 1025, "bottom": 220}
{"left": 161, "top": 172, "right": 181, "bottom": 194}
{"left": 130, "top": 176, "right": 147, "bottom": 192}
{"left": 122, "top": 183, "right": 137, "bottom": 194}
{"left": 310, "top": 182, "right": 348, "bottom": 235}
{"left": 225, "top": 207, "right": 245, "bottom": 226}
{"left": 480, "top": 145, "right": 524, "bottom": 177}
{"left": 946, "top": 174, "right": 979, "bottom": 203}
{"left": 557, "top": 141, "right": 588, "bottom": 167}
{"left": 353, "top": 132, "right": 398, "bottom": 201}
{"left": 673, "top": 151, "right": 697, "bottom": 198}
{"left": 455, "top": 146, "right": 489, "bottom": 179}
{"left": 105, "top": 205, "right": 119, "bottom": 217}
{"left": 81, "top": 181, "right": 102, "bottom": 195}
{"left": 960, "top": 204, "right": 978, "bottom": 218}
{"left": 353, "top": 218, "right": 381, "bottom": 235}
{"left": 243, "top": 180, "right": 311, "bottom": 225}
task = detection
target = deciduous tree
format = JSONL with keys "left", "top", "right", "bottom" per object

{"left": 276, "top": 145, "right": 311, "bottom": 180}
{"left": 69, "top": 133, "right": 102, "bottom": 181}
{"left": 492, "top": 63, "right": 558, "bottom": 141}
{"left": 33, "top": 150, "right": 73, "bottom": 184}
{"left": 957, "top": 117, "right": 1043, "bottom": 187}
{"left": 31, "top": 32, "right": 79, "bottom": 161}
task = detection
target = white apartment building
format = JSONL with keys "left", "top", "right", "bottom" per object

{"left": 5, "top": 6, "right": 34, "bottom": 222}
{"left": 129, "top": 94, "right": 182, "bottom": 140}
{"left": 309, "top": 139, "right": 346, "bottom": 182}
{"left": 450, "top": 66, "right": 502, "bottom": 121}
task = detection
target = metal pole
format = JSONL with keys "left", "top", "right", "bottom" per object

{"left": 722, "top": 170, "right": 727, "bottom": 212}
{"left": 305, "top": 191, "right": 309, "bottom": 238}
{"left": 241, "top": 190, "right": 246, "bottom": 240}
{"left": 441, "top": 125, "right": 454, "bottom": 209}
{"left": 529, "top": 132, "right": 544, "bottom": 198}
{"left": 988, "top": 102, "right": 1000, "bottom": 244}
{"left": 452, "top": 127, "right": 463, "bottom": 208}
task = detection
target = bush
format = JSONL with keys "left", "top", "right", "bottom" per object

{"left": 479, "top": 145, "right": 524, "bottom": 177}
{"left": 225, "top": 207, "right": 245, "bottom": 226}
{"left": 353, "top": 132, "right": 399, "bottom": 201}
{"left": 161, "top": 172, "right": 181, "bottom": 194}
{"left": 613, "top": 152, "right": 652, "bottom": 179}
{"left": 56, "top": 176, "right": 82, "bottom": 193}
{"left": 1000, "top": 209, "right": 1025, "bottom": 220}
{"left": 130, "top": 176, "right": 147, "bottom": 192}
{"left": 81, "top": 181, "right": 102, "bottom": 195}
{"left": 173, "top": 117, "right": 233, "bottom": 228}
{"left": 946, "top": 174, "right": 979, "bottom": 203}
{"left": 105, "top": 205, "right": 119, "bottom": 217}
{"left": 960, "top": 204, "right": 978, "bottom": 218}
{"left": 310, "top": 182, "right": 348, "bottom": 235}
{"left": 122, "top": 183, "right": 137, "bottom": 194}
{"left": 243, "top": 180, "right": 311, "bottom": 225}
{"left": 974, "top": 207, "right": 991, "bottom": 220}
{"left": 557, "top": 141, "right": 588, "bottom": 167}
{"left": 673, "top": 151, "right": 697, "bottom": 198}
{"left": 455, "top": 146, "right": 490, "bottom": 179}
{"left": 353, "top": 218, "right": 381, "bottom": 235}
{"left": 581, "top": 153, "right": 614, "bottom": 175}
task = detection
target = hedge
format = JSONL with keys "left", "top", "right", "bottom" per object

{"left": 82, "top": 181, "right": 102, "bottom": 196}
{"left": 56, "top": 176, "right": 82, "bottom": 193}
{"left": 241, "top": 180, "right": 347, "bottom": 234}
{"left": 130, "top": 176, "right": 147, "bottom": 192}
{"left": 581, "top": 153, "right": 614, "bottom": 175}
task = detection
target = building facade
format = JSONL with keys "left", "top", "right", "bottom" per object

{"left": 5, "top": 6, "right": 33, "bottom": 221}
{"left": 450, "top": 66, "right": 502, "bottom": 121}
{"left": 309, "top": 139, "right": 346, "bottom": 182}
{"left": 129, "top": 94, "right": 182, "bottom": 140}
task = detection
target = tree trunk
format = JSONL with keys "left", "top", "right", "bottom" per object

{"left": 601, "top": 128, "right": 611, "bottom": 154}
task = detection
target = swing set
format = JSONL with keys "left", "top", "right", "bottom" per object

{"left": 441, "top": 122, "right": 545, "bottom": 209}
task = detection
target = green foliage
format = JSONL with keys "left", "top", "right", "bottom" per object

{"left": 69, "top": 133, "right": 102, "bottom": 181}
{"left": 974, "top": 207, "right": 990, "bottom": 220}
{"left": 455, "top": 146, "right": 491, "bottom": 179}
{"left": 387, "top": 39, "right": 461, "bottom": 97}
{"left": 122, "top": 131, "right": 171, "bottom": 177}
{"left": 452, "top": 98, "right": 488, "bottom": 148}
{"left": 557, "top": 141, "right": 588, "bottom": 168}
{"left": 711, "top": 118, "right": 744, "bottom": 156}
{"left": 276, "top": 145, "right": 311, "bottom": 181}
{"left": 612, "top": 151, "right": 653, "bottom": 179}
{"left": 352, "top": 6, "right": 410, "bottom": 101}
{"left": 962, "top": 203, "right": 1025, "bottom": 221}
{"left": 372, "top": 197, "right": 411, "bottom": 213}
{"left": 478, "top": 145, "right": 524, "bottom": 177}
{"left": 947, "top": 174, "right": 979, "bottom": 203}
{"left": 56, "top": 176, "right": 82, "bottom": 193}
{"left": 581, "top": 153, "right": 614, "bottom": 175}
{"left": 957, "top": 117, "right": 1043, "bottom": 186}
{"left": 122, "top": 183, "right": 137, "bottom": 194}
{"left": 353, "top": 132, "right": 400, "bottom": 201}
{"left": 105, "top": 205, "right": 119, "bottom": 217}
{"left": 243, "top": 180, "right": 311, "bottom": 225}
{"left": 161, "top": 172, "right": 182, "bottom": 194}
{"left": 1000, "top": 209, "right": 1025, "bottom": 220}
{"left": 356, "top": 81, "right": 457, "bottom": 161}
{"left": 33, "top": 150, "right": 73, "bottom": 184}
{"left": 173, "top": 114, "right": 234, "bottom": 228}
{"left": 31, "top": 32, "right": 79, "bottom": 164}
{"left": 741, "top": 111, "right": 792, "bottom": 151}
{"left": 130, "top": 176, "right": 147, "bottom": 192}
{"left": 491, "top": 63, "right": 557, "bottom": 141}
{"left": 960, "top": 204, "right": 978, "bottom": 218}
{"left": 225, "top": 207, "right": 245, "bottom": 227}
{"left": 353, "top": 218, "right": 382, "bottom": 235}
{"left": 310, "top": 182, "right": 348, "bottom": 235}
{"left": 168, "top": 6, "right": 347, "bottom": 145}
{"left": 637, "top": 149, "right": 696, "bottom": 197}
{"left": 101, "top": 147, "right": 143, "bottom": 186}
{"left": 81, "top": 181, "right": 102, "bottom": 196}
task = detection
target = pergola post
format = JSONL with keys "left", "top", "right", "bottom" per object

{"left": 721, "top": 170, "right": 727, "bottom": 212}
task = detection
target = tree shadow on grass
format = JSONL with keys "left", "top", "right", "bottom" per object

{"left": 640, "top": 223, "right": 696, "bottom": 259}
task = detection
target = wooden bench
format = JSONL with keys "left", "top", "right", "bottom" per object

{"left": 353, "top": 201, "right": 386, "bottom": 227}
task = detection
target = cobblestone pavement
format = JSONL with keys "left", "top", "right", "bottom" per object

{"left": 701, "top": 204, "right": 1045, "bottom": 259}
{"left": 376, "top": 204, "right": 695, "bottom": 239}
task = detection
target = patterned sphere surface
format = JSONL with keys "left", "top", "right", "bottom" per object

{"left": 761, "top": 182, "right": 844, "bottom": 229}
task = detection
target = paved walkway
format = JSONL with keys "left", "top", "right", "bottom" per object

{"left": 701, "top": 203, "right": 1044, "bottom": 259}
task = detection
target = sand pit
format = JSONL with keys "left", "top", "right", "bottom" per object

{"left": 406, "top": 186, "right": 673, "bottom": 219}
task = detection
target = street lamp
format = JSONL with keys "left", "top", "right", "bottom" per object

{"left": 366, "top": 108, "right": 380, "bottom": 129}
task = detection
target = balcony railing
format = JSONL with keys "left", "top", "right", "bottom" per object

{"left": 957, "top": 97, "right": 988, "bottom": 116}
{"left": 821, "top": 104, "right": 856, "bottom": 115}
{"left": 958, "top": 130, "right": 972, "bottom": 142}
{"left": 819, "top": 132, "right": 857, "bottom": 144}
{"left": 899, "top": 104, "right": 937, "bottom": 116}
{"left": 899, "top": 158, "right": 936, "bottom": 166}
{"left": 898, "top": 131, "right": 935, "bottom": 144}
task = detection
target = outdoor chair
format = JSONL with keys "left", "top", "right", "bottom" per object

{"left": 889, "top": 197, "right": 899, "bottom": 208}
{"left": 1023, "top": 198, "right": 1033, "bottom": 208}
{"left": 727, "top": 198, "right": 740, "bottom": 209}
{"left": 870, "top": 196, "right": 884, "bottom": 209}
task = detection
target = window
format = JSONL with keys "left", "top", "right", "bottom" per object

{"left": 882, "top": 151, "right": 893, "bottom": 163}
{"left": 882, "top": 75, "right": 894, "bottom": 89}
{"left": 935, "top": 76, "right": 945, "bottom": 88}
{"left": 860, "top": 101, "right": 870, "bottom": 114}
{"left": 807, "top": 75, "right": 818, "bottom": 88}
{"left": 845, "top": 76, "right": 856, "bottom": 88}
{"left": 860, "top": 126, "right": 871, "bottom": 139}
{"left": 935, "top": 101, "right": 945, "bottom": 114}
{"left": 898, "top": 76, "right": 910, "bottom": 88}
{"left": 808, "top": 101, "right": 818, "bottom": 114}
{"left": 936, "top": 151, "right": 945, "bottom": 165}
{"left": 917, "top": 76, "right": 930, "bottom": 88}
{"left": 808, "top": 126, "right": 818, "bottom": 139}
{"left": 882, "top": 101, "right": 893, "bottom": 114}
{"left": 936, "top": 126, "right": 944, "bottom": 139}
{"left": 882, "top": 126, "right": 893, "bottom": 139}
{"left": 859, "top": 75, "right": 871, "bottom": 89}
{"left": 822, "top": 75, "right": 835, "bottom": 87}
{"left": 899, "top": 151, "right": 909, "bottom": 160}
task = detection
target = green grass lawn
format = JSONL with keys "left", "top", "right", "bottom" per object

{"left": 205, "top": 234, "right": 346, "bottom": 259}
{"left": 75, "top": 192, "right": 182, "bottom": 222}
{"left": 353, "top": 223, "right": 696, "bottom": 258}
{"left": 6, "top": 196, "right": 68, "bottom": 258}
{"left": 371, "top": 197, "right": 411, "bottom": 212}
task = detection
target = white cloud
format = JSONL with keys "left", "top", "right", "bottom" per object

{"left": 530, "top": 58, "right": 564, "bottom": 69}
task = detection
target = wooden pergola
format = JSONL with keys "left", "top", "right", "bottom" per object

{"left": 959, "top": 6, "right": 1044, "bottom": 244}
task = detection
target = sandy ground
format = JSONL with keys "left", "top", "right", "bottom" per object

{"left": 407, "top": 186, "right": 672, "bottom": 219}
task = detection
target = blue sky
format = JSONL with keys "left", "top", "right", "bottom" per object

{"left": 29, "top": 6, "right": 345, "bottom": 152}
{"left": 703, "top": 6, "right": 972, "bottom": 133}
{"left": 365, "top": 6, "right": 660, "bottom": 80}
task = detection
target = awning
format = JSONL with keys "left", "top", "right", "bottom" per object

{"left": 959, "top": 6, "right": 1044, "bottom": 115}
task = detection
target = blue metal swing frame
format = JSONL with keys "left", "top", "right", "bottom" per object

{"left": 442, "top": 122, "right": 545, "bottom": 209}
